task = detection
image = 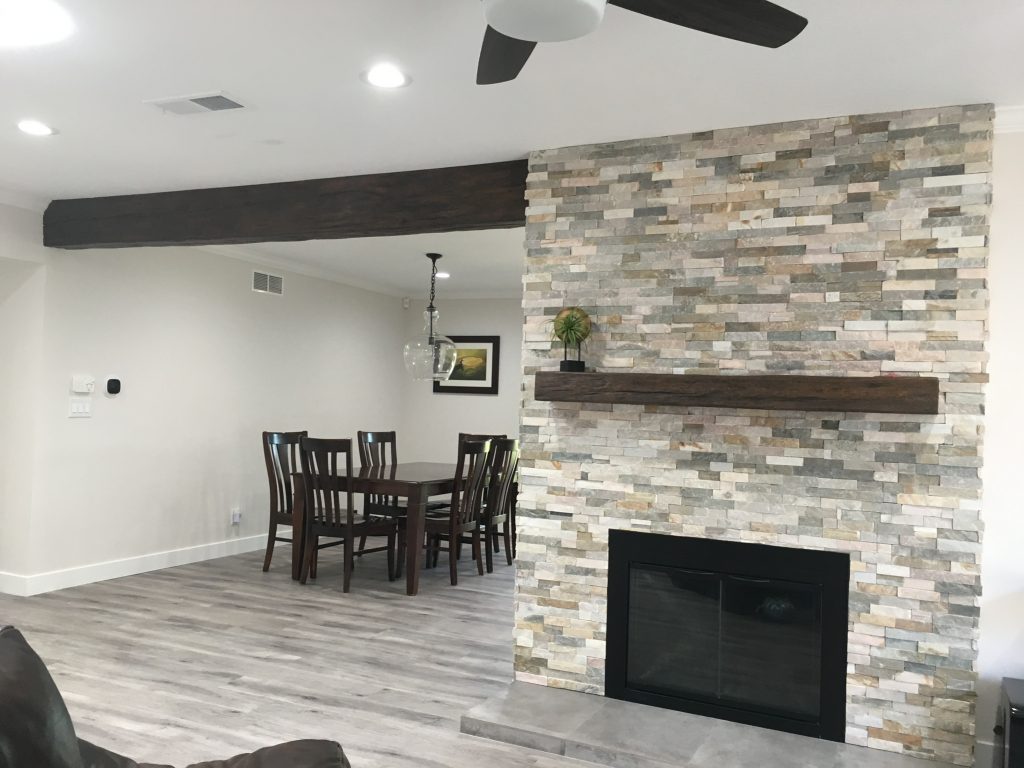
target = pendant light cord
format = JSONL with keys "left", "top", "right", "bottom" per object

{"left": 427, "top": 253, "right": 441, "bottom": 343}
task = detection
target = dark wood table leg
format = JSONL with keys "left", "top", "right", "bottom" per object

{"left": 291, "top": 477, "right": 305, "bottom": 581}
{"left": 405, "top": 488, "right": 426, "bottom": 595}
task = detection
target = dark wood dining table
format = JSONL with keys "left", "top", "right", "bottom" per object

{"left": 290, "top": 462, "right": 459, "bottom": 595}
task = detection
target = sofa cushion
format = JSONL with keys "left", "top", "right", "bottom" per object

{"left": 78, "top": 739, "right": 349, "bottom": 768}
{"left": 0, "top": 625, "right": 84, "bottom": 768}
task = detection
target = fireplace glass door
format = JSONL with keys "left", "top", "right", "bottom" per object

{"left": 607, "top": 532, "right": 848, "bottom": 741}
{"left": 626, "top": 566, "right": 822, "bottom": 722}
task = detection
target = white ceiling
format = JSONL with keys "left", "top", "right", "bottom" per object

{"left": 211, "top": 227, "right": 526, "bottom": 299}
{"left": 1, "top": 0, "right": 1022, "bottom": 203}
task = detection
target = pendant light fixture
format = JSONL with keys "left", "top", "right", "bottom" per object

{"left": 403, "top": 253, "right": 458, "bottom": 381}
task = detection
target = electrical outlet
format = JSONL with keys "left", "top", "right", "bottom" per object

{"left": 230, "top": 508, "right": 242, "bottom": 525}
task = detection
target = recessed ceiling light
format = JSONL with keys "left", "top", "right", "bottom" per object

{"left": 0, "top": 0, "right": 74, "bottom": 48}
{"left": 364, "top": 62, "right": 409, "bottom": 89}
{"left": 436, "top": 272, "right": 450, "bottom": 279}
{"left": 17, "top": 119, "right": 54, "bottom": 136}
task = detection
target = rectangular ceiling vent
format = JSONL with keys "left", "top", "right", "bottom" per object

{"left": 252, "top": 271, "right": 283, "bottom": 296}
{"left": 147, "top": 92, "right": 246, "bottom": 116}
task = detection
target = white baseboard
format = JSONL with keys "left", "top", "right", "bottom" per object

{"left": 975, "top": 738, "right": 995, "bottom": 768}
{"left": 0, "top": 571, "right": 29, "bottom": 596}
{"left": 0, "top": 534, "right": 267, "bottom": 597}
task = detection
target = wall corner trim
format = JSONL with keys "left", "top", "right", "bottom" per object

{"left": 995, "top": 105, "right": 1024, "bottom": 134}
{"left": 0, "top": 188, "right": 48, "bottom": 213}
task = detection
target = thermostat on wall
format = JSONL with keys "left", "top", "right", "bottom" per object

{"left": 70, "top": 374, "right": 95, "bottom": 394}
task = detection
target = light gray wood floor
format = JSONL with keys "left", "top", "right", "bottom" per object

{"left": 0, "top": 546, "right": 592, "bottom": 767}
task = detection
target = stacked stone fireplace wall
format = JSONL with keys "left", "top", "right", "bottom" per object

{"left": 515, "top": 104, "right": 992, "bottom": 765}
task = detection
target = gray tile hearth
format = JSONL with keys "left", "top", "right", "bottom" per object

{"left": 462, "top": 682, "right": 956, "bottom": 768}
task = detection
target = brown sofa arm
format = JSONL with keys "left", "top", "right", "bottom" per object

{"left": 79, "top": 739, "right": 168, "bottom": 768}
{"left": 186, "top": 740, "right": 350, "bottom": 768}
{"left": 78, "top": 738, "right": 350, "bottom": 768}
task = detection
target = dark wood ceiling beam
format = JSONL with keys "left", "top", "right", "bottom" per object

{"left": 43, "top": 159, "right": 529, "bottom": 249}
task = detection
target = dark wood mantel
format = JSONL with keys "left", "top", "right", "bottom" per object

{"left": 534, "top": 371, "right": 940, "bottom": 415}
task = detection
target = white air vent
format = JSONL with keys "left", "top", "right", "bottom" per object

{"left": 147, "top": 92, "right": 246, "bottom": 115}
{"left": 252, "top": 271, "right": 283, "bottom": 295}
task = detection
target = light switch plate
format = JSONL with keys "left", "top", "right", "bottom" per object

{"left": 68, "top": 398, "right": 91, "bottom": 418}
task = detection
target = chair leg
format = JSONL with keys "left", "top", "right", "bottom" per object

{"left": 343, "top": 537, "right": 354, "bottom": 593}
{"left": 395, "top": 530, "right": 406, "bottom": 579}
{"left": 473, "top": 529, "right": 484, "bottom": 576}
{"left": 300, "top": 533, "right": 316, "bottom": 585}
{"left": 310, "top": 544, "right": 319, "bottom": 580}
{"left": 485, "top": 526, "right": 495, "bottom": 574}
{"left": 493, "top": 531, "right": 501, "bottom": 553}
{"left": 448, "top": 536, "right": 458, "bottom": 586}
{"left": 387, "top": 531, "right": 396, "bottom": 582}
{"left": 358, "top": 533, "right": 368, "bottom": 553}
{"left": 503, "top": 520, "right": 514, "bottom": 566}
{"left": 262, "top": 524, "right": 275, "bottom": 572}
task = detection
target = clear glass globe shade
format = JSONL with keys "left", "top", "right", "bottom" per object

{"left": 482, "top": 0, "right": 606, "bottom": 43}
{"left": 403, "top": 309, "right": 458, "bottom": 381}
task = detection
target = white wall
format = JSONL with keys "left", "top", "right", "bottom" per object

{"left": 0, "top": 207, "right": 407, "bottom": 593}
{"left": 399, "top": 298, "right": 522, "bottom": 462}
{"left": 977, "top": 131, "right": 1024, "bottom": 766}
{"left": 0, "top": 204, "right": 522, "bottom": 595}
{"left": 0, "top": 205, "right": 48, "bottom": 586}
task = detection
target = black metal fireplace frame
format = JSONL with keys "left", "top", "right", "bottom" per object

{"left": 606, "top": 530, "right": 849, "bottom": 742}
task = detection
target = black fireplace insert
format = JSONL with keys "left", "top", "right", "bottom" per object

{"left": 606, "top": 530, "right": 849, "bottom": 741}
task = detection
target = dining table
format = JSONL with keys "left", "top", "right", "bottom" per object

{"left": 290, "top": 462, "right": 459, "bottom": 595}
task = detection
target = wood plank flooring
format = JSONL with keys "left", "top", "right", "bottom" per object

{"left": 0, "top": 547, "right": 591, "bottom": 768}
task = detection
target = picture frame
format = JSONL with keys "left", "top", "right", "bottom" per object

{"left": 433, "top": 336, "right": 500, "bottom": 395}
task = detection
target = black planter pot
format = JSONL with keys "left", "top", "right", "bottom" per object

{"left": 560, "top": 360, "right": 586, "bottom": 372}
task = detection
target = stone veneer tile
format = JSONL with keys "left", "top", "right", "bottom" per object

{"left": 515, "top": 104, "right": 992, "bottom": 767}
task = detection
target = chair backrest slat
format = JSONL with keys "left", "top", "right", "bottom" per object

{"left": 454, "top": 439, "right": 492, "bottom": 526}
{"left": 358, "top": 431, "right": 399, "bottom": 511}
{"left": 452, "top": 432, "right": 506, "bottom": 512}
{"left": 486, "top": 439, "right": 520, "bottom": 522}
{"left": 263, "top": 431, "right": 307, "bottom": 518}
{"left": 357, "top": 431, "right": 397, "bottom": 466}
{"left": 300, "top": 437, "right": 354, "bottom": 529}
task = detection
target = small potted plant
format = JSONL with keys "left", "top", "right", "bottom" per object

{"left": 552, "top": 306, "right": 592, "bottom": 372}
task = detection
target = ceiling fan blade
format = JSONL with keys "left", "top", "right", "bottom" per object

{"left": 477, "top": 25, "right": 538, "bottom": 85}
{"left": 609, "top": 0, "right": 807, "bottom": 48}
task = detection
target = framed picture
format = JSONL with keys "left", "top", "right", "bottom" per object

{"left": 434, "top": 336, "right": 500, "bottom": 395}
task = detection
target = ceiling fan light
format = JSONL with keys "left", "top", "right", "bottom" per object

{"left": 0, "top": 0, "right": 74, "bottom": 48}
{"left": 483, "top": 0, "right": 606, "bottom": 43}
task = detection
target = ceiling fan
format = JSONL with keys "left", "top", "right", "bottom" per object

{"left": 476, "top": 0, "right": 808, "bottom": 85}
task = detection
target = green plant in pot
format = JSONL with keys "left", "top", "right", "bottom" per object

{"left": 552, "top": 306, "right": 592, "bottom": 372}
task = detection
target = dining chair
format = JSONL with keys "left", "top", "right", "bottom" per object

{"left": 421, "top": 432, "right": 509, "bottom": 569}
{"left": 481, "top": 438, "right": 519, "bottom": 573}
{"left": 299, "top": 437, "right": 398, "bottom": 592}
{"left": 434, "top": 432, "right": 508, "bottom": 516}
{"left": 418, "top": 439, "right": 492, "bottom": 586}
{"left": 261, "top": 430, "right": 307, "bottom": 572}
{"left": 356, "top": 430, "right": 407, "bottom": 520}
